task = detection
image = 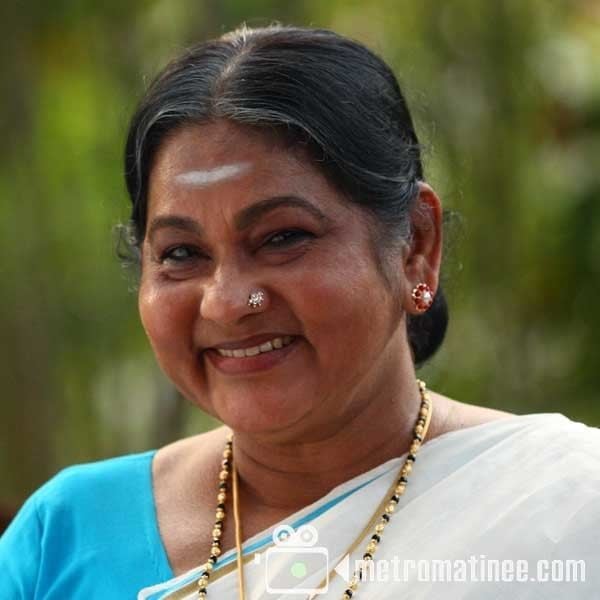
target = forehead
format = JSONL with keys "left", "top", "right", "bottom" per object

{"left": 144, "top": 120, "right": 373, "bottom": 238}
{"left": 148, "top": 121, "right": 320, "bottom": 198}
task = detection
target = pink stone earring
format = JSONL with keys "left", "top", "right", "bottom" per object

{"left": 411, "top": 283, "right": 434, "bottom": 313}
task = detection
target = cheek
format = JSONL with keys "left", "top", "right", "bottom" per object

{"left": 289, "top": 249, "right": 396, "bottom": 353}
{"left": 138, "top": 281, "right": 196, "bottom": 357}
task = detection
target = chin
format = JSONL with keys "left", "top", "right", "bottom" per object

{"left": 211, "top": 393, "right": 311, "bottom": 437}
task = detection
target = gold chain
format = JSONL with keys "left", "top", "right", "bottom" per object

{"left": 196, "top": 379, "right": 433, "bottom": 599}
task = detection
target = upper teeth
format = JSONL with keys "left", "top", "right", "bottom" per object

{"left": 216, "top": 336, "right": 294, "bottom": 357}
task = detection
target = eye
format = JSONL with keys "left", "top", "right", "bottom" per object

{"left": 159, "top": 245, "right": 202, "bottom": 264}
{"left": 265, "top": 229, "right": 313, "bottom": 248}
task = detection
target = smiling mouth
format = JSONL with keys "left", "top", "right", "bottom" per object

{"left": 214, "top": 335, "right": 295, "bottom": 358}
{"left": 203, "top": 335, "right": 300, "bottom": 375}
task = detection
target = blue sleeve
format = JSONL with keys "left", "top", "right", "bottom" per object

{"left": 0, "top": 451, "right": 170, "bottom": 599}
{"left": 0, "top": 491, "right": 42, "bottom": 599}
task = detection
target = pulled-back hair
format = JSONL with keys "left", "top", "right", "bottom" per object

{"left": 123, "top": 24, "right": 448, "bottom": 367}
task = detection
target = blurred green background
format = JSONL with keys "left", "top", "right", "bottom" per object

{"left": 2, "top": 0, "right": 599, "bottom": 512}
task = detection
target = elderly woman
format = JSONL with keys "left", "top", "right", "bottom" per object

{"left": 1, "top": 25, "right": 599, "bottom": 600}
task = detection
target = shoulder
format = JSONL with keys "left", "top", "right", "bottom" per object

{"left": 428, "top": 392, "right": 515, "bottom": 441}
{"left": 498, "top": 411, "right": 600, "bottom": 452}
{"left": 519, "top": 412, "right": 600, "bottom": 468}
{"left": 8, "top": 450, "right": 161, "bottom": 549}
{"left": 0, "top": 450, "right": 161, "bottom": 598}
{"left": 429, "top": 391, "right": 600, "bottom": 459}
{"left": 423, "top": 406, "right": 600, "bottom": 489}
{"left": 448, "top": 408, "right": 600, "bottom": 456}
{"left": 448, "top": 411, "right": 600, "bottom": 490}
{"left": 420, "top": 410, "right": 600, "bottom": 524}
{"left": 33, "top": 449, "right": 157, "bottom": 517}
{"left": 5, "top": 451, "right": 161, "bottom": 563}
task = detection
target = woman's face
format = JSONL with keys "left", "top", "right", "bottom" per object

{"left": 138, "top": 121, "right": 409, "bottom": 436}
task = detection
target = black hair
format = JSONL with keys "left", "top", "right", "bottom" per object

{"left": 122, "top": 24, "right": 449, "bottom": 367}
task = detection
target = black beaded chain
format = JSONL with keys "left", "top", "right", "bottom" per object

{"left": 197, "top": 380, "right": 433, "bottom": 599}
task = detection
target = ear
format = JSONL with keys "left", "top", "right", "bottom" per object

{"left": 402, "top": 182, "right": 443, "bottom": 314}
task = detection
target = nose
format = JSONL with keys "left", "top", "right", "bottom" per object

{"left": 199, "top": 266, "right": 268, "bottom": 325}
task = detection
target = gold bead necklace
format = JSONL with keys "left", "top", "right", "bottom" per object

{"left": 196, "top": 379, "right": 433, "bottom": 599}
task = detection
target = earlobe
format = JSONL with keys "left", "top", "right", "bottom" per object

{"left": 402, "top": 183, "right": 443, "bottom": 314}
{"left": 411, "top": 282, "right": 434, "bottom": 313}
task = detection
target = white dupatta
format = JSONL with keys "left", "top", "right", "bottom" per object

{"left": 138, "top": 413, "right": 600, "bottom": 599}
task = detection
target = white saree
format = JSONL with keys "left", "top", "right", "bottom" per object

{"left": 138, "top": 413, "right": 600, "bottom": 599}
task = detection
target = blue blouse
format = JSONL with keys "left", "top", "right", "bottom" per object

{"left": 0, "top": 451, "right": 174, "bottom": 599}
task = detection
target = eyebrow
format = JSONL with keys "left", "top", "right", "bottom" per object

{"left": 147, "top": 195, "right": 332, "bottom": 242}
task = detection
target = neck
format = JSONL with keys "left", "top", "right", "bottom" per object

{"left": 231, "top": 361, "right": 428, "bottom": 513}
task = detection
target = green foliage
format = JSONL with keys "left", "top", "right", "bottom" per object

{"left": 1, "top": 1, "right": 599, "bottom": 505}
